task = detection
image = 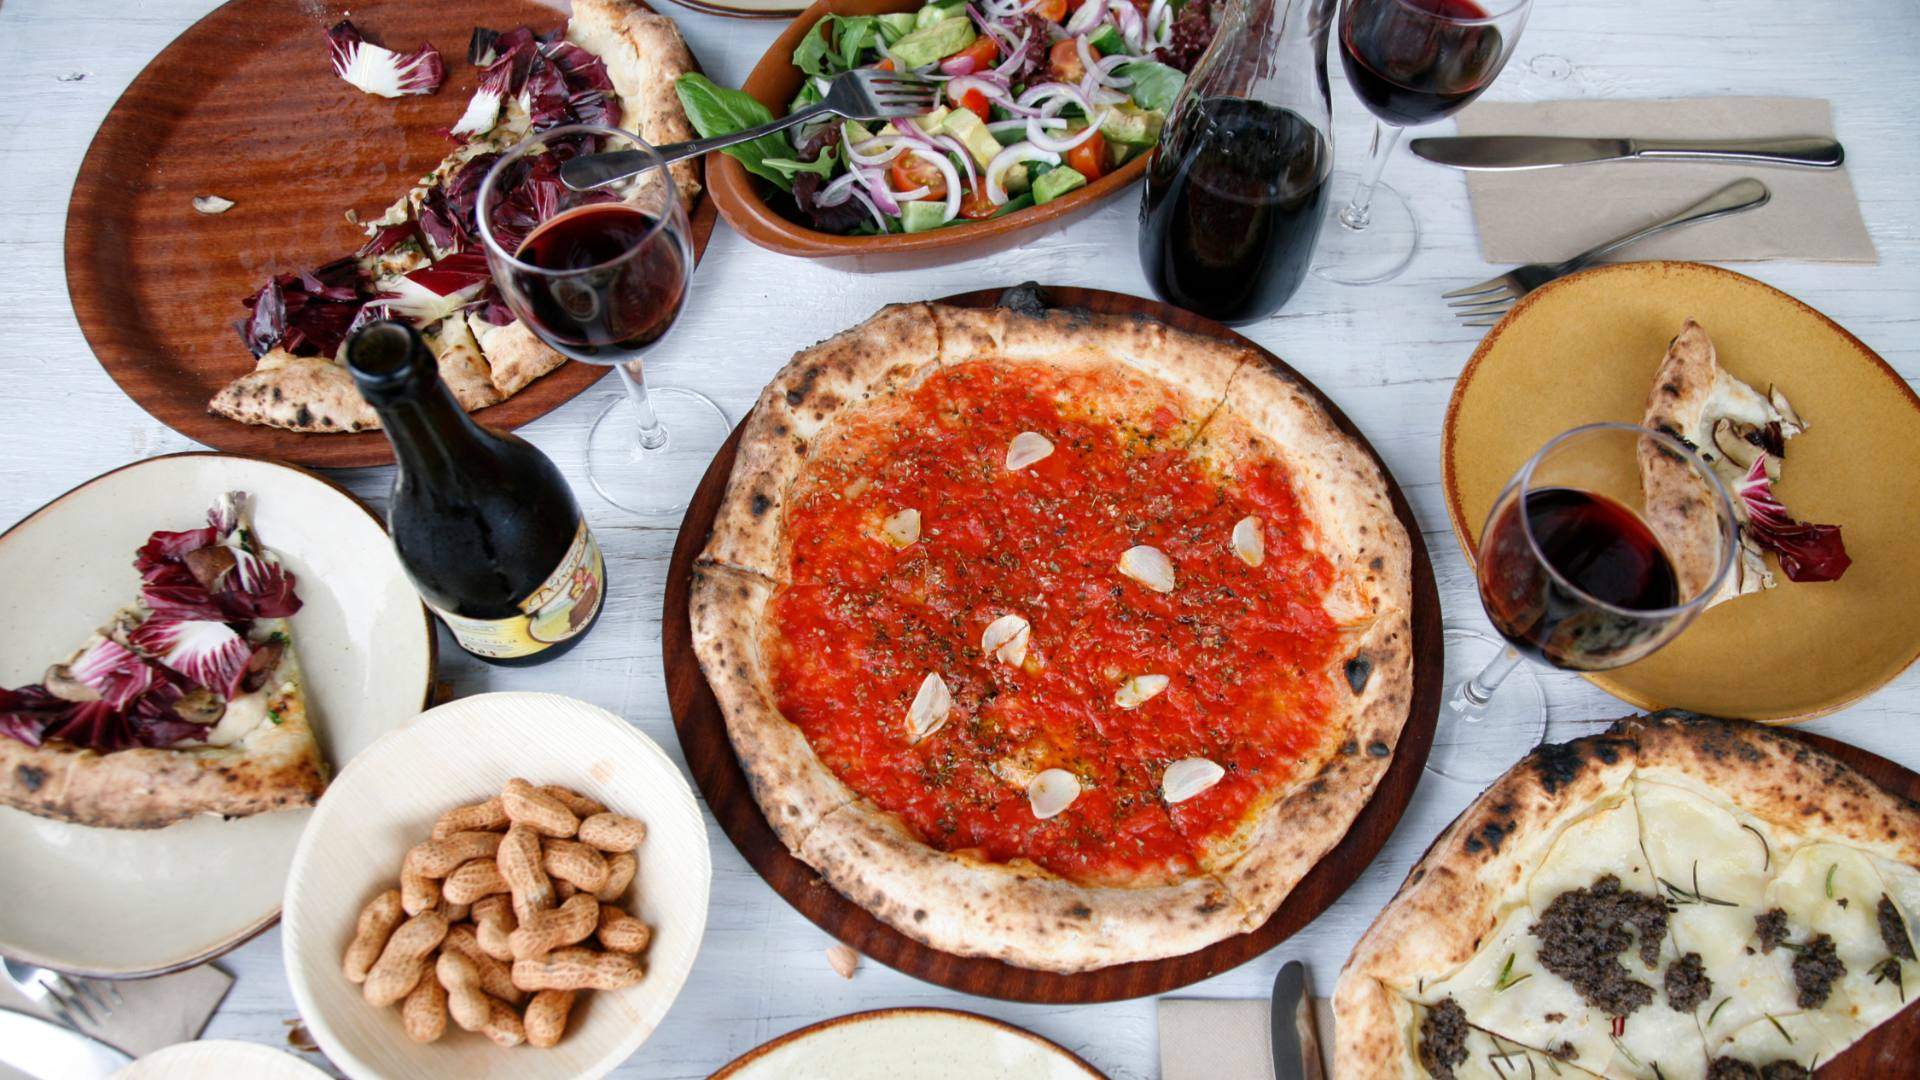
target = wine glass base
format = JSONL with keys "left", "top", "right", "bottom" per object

{"left": 585, "top": 386, "right": 732, "bottom": 518}
{"left": 1312, "top": 174, "right": 1420, "bottom": 286}
{"left": 1426, "top": 626, "right": 1548, "bottom": 786}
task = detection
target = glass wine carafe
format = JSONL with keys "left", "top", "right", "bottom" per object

{"left": 1138, "top": 0, "right": 1336, "bottom": 323}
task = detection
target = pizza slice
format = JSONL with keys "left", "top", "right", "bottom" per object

{"left": 1638, "top": 319, "right": 1850, "bottom": 608}
{"left": 1335, "top": 714, "right": 1920, "bottom": 1080}
{"left": 0, "top": 492, "right": 328, "bottom": 829}
{"left": 210, "top": 1, "right": 702, "bottom": 433}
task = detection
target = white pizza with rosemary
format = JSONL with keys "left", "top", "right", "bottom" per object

{"left": 1335, "top": 712, "right": 1920, "bottom": 1080}
{"left": 0, "top": 493, "right": 327, "bottom": 829}
{"left": 690, "top": 299, "right": 1414, "bottom": 972}
{"left": 209, "top": 0, "right": 700, "bottom": 434}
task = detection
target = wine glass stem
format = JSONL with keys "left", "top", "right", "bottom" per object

{"left": 616, "top": 361, "right": 669, "bottom": 452}
{"left": 1446, "top": 644, "right": 1525, "bottom": 724}
{"left": 1337, "top": 122, "right": 1406, "bottom": 231}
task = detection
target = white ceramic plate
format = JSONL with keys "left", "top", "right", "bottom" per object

{"left": 115, "top": 1039, "right": 331, "bottom": 1079}
{"left": 0, "top": 452, "right": 433, "bottom": 977}
{"left": 712, "top": 1009, "right": 1105, "bottom": 1079}
{"left": 283, "top": 692, "right": 711, "bottom": 1080}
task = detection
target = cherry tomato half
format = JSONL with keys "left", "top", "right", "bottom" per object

{"left": 952, "top": 35, "right": 999, "bottom": 72}
{"left": 889, "top": 153, "right": 948, "bottom": 199}
{"left": 1048, "top": 38, "right": 1092, "bottom": 83}
{"left": 1066, "top": 128, "right": 1108, "bottom": 181}
{"left": 959, "top": 181, "right": 998, "bottom": 220}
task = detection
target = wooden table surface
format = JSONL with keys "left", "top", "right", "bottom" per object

{"left": 2, "top": 1, "right": 1916, "bottom": 1076}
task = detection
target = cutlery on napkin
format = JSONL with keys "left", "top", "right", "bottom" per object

{"left": 1443, "top": 97, "right": 1875, "bottom": 264}
{"left": 0, "top": 962, "right": 231, "bottom": 1060}
{"left": 1159, "top": 995, "right": 1337, "bottom": 1080}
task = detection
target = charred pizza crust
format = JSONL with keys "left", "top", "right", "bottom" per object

{"left": 692, "top": 302, "right": 1415, "bottom": 972}
{"left": 1334, "top": 712, "right": 1920, "bottom": 1078}
{"left": 0, "top": 634, "right": 328, "bottom": 829}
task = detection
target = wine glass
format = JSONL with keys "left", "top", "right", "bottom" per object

{"left": 477, "top": 124, "right": 729, "bottom": 518}
{"left": 1430, "top": 423, "right": 1738, "bottom": 783}
{"left": 1316, "top": 0, "right": 1533, "bottom": 285}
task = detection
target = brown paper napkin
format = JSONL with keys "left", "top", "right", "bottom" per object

{"left": 1158, "top": 997, "right": 1337, "bottom": 1080}
{"left": 0, "top": 963, "right": 232, "bottom": 1058}
{"left": 1451, "top": 97, "right": 1875, "bottom": 265}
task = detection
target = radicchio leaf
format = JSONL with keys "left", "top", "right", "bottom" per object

{"left": 68, "top": 639, "right": 162, "bottom": 711}
{"left": 141, "top": 584, "right": 231, "bottom": 621}
{"left": 542, "top": 41, "right": 614, "bottom": 94}
{"left": 1737, "top": 458, "right": 1852, "bottom": 583}
{"left": 237, "top": 256, "right": 368, "bottom": 358}
{"left": 129, "top": 615, "right": 252, "bottom": 699}
{"left": 0, "top": 685, "right": 65, "bottom": 747}
{"left": 135, "top": 526, "right": 219, "bottom": 583}
{"left": 326, "top": 19, "right": 447, "bottom": 98}
{"left": 375, "top": 252, "right": 493, "bottom": 324}
{"left": 42, "top": 700, "right": 137, "bottom": 754}
{"left": 357, "top": 222, "right": 421, "bottom": 259}
{"left": 223, "top": 549, "right": 302, "bottom": 619}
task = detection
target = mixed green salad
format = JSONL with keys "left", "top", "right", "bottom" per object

{"left": 675, "top": 0, "right": 1217, "bottom": 234}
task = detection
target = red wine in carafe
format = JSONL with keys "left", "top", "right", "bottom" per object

{"left": 1139, "top": 98, "right": 1332, "bottom": 324}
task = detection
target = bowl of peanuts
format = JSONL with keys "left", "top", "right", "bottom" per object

{"left": 281, "top": 691, "right": 711, "bottom": 1079}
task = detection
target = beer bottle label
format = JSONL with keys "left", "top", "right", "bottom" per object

{"left": 429, "top": 521, "right": 605, "bottom": 659}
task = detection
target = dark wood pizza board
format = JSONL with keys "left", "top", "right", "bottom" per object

{"left": 64, "top": 0, "right": 718, "bottom": 469}
{"left": 661, "top": 284, "right": 1446, "bottom": 1003}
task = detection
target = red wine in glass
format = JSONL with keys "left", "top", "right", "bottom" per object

{"left": 508, "top": 202, "right": 688, "bottom": 363}
{"left": 1139, "top": 98, "right": 1333, "bottom": 324}
{"left": 1478, "top": 486, "right": 1682, "bottom": 672}
{"left": 1339, "top": 0, "right": 1505, "bottom": 127}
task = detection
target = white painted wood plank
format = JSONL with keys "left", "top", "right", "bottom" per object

{"left": 1, "top": 0, "right": 1916, "bottom": 1076}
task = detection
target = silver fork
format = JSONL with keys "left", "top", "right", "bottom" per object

{"left": 2, "top": 956, "right": 122, "bottom": 1031}
{"left": 1445, "top": 177, "right": 1771, "bottom": 326}
{"left": 561, "top": 68, "right": 939, "bottom": 192}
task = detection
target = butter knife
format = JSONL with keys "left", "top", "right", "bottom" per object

{"left": 1270, "top": 960, "right": 1325, "bottom": 1080}
{"left": 1409, "top": 134, "right": 1843, "bottom": 171}
{"left": 0, "top": 1008, "right": 131, "bottom": 1078}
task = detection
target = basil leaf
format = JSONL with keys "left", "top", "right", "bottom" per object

{"left": 673, "top": 73, "right": 797, "bottom": 191}
{"left": 793, "top": 20, "right": 836, "bottom": 77}
{"left": 797, "top": 15, "right": 882, "bottom": 78}
{"left": 837, "top": 16, "right": 881, "bottom": 70}
{"left": 1119, "top": 61, "right": 1186, "bottom": 112}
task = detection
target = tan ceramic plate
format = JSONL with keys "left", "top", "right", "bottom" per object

{"left": 1443, "top": 261, "right": 1920, "bottom": 723}
{"left": 712, "top": 1008, "right": 1105, "bottom": 1079}
{"left": 0, "top": 453, "right": 434, "bottom": 977}
{"left": 283, "top": 692, "right": 711, "bottom": 1080}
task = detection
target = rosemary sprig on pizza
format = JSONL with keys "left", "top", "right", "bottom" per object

{"left": 1335, "top": 712, "right": 1920, "bottom": 1079}
{"left": 689, "top": 299, "right": 1414, "bottom": 972}
{"left": 210, "top": 0, "right": 700, "bottom": 434}
{"left": 0, "top": 492, "right": 327, "bottom": 829}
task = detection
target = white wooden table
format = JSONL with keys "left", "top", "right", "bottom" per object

{"left": 3, "top": 1, "right": 1917, "bottom": 1076}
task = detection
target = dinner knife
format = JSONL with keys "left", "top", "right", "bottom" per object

{"left": 1270, "top": 960, "right": 1326, "bottom": 1080}
{"left": 0, "top": 1008, "right": 131, "bottom": 1078}
{"left": 1408, "top": 134, "right": 1844, "bottom": 171}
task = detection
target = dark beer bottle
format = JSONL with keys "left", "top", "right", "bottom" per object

{"left": 346, "top": 319, "right": 605, "bottom": 666}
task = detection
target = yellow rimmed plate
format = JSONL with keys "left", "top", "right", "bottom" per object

{"left": 1442, "top": 261, "right": 1920, "bottom": 722}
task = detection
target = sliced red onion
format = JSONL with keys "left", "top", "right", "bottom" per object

{"left": 941, "top": 53, "right": 981, "bottom": 76}
{"left": 1017, "top": 81, "right": 1092, "bottom": 112}
{"left": 1029, "top": 115, "right": 1103, "bottom": 152}
{"left": 814, "top": 169, "right": 862, "bottom": 207}
{"left": 989, "top": 117, "right": 1061, "bottom": 135}
{"left": 1064, "top": 0, "right": 1107, "bottom": 36}
{"left": 986, "top": 142, "right": 1061, "bottom": 203}
{"left": 847, "top": 135, "right": 908, "bottom": 167}
{"left": 938, "top": 134, "right": 979, "bottom": 189}
{"left": 857, "top": 167, "right": 903, "bottom": 216}
{"left": 993, "top": 30, "right": 1033, "bottom": 77}
{"left": 970, "top": 8, "right": 1022, "bottom": 53}
{"left": 1108, "top": 0, "right": 1145, "bottom": 51}
{"left": 910, "top": 148, "right": 963, "bottom": 222}
{"left": 1092, "top": 52, "right": 1134, "bottom": 84}
{"left": 848, "top": 187, "right": 890, "bottom": 232}
{"left": 1147, "top": 0, "right": 1175, "bottom": 47}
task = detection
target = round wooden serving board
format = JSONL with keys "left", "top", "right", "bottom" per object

{"left": 65, "top": 0, "right": 718, "bottom": 469}
{"left": 662, "top": 284, "right": 1445, "bottom": 1002}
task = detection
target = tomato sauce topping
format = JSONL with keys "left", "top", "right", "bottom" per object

{"left": 767, "top": 360, "right": 1345, "bottom": 886}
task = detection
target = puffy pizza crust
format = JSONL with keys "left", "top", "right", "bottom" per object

{"left": 0, "top": 635, "right": 328, "bottom": 830}
{"left": 1335, "top": 712, "right": 1920, "bottom": 1078}
{"left": 567, "top": 0, "right": 703, "bottom": 207}
{"left": 694, "top": 300, "right": 1418, "bottom": 972}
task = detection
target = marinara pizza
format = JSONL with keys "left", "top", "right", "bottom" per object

{"left": 690, "top": 299, "right": 1414, "bottom": 972}
{"left": 1335, "top": 711, "right": 1920, "bottom": 1079}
